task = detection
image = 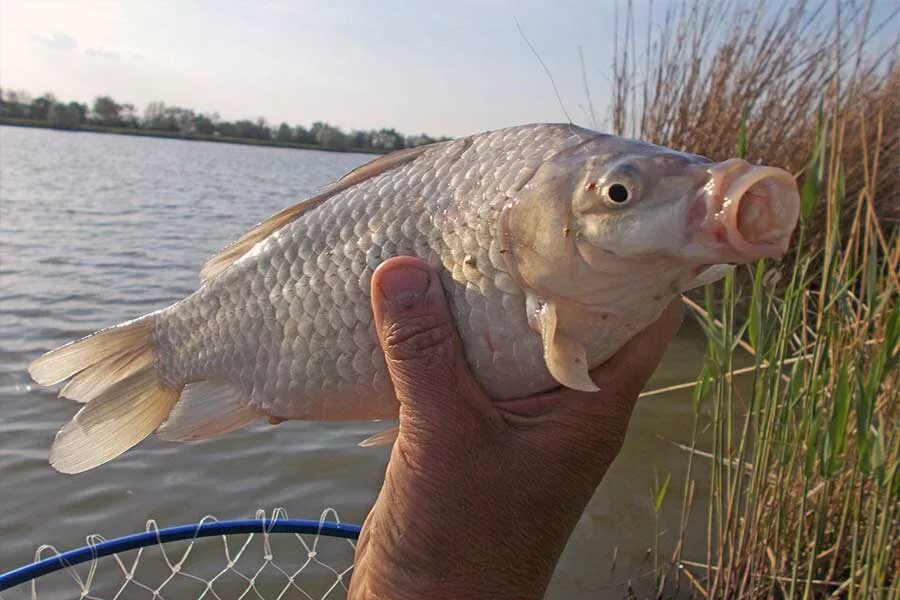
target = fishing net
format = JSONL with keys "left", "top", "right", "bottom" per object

{"left": 0, "top": 509, "right": 357, "bottom": 600}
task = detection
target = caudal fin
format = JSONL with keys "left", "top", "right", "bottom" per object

{"left": 28, "top": 314, "right": 181, "bottom": 474}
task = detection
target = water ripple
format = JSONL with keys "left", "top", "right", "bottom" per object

{"left": 1, "top": 126, "right": 376, "bottom": 585}
{"left": 0, "top": 125, "right": 709, "bottom": 598}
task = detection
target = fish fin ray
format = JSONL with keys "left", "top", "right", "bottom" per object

{"left": 59, "top": 349, "right": 154, "bottom": 403}
{"left": 30, "top": 311, "right": 184, "bottom": 473}
{"left": 682, "top": 264, "right": 735, "bottom": 291}
{"left": 50, "top": 369, "right": 180, "bottom": 474}
{"left": 358, "top": 425, "right": 400, "bottom": 448}
{"left": 199, "top": 144, "right": 436, "bottom": 282}
{"left": 29, "top": 315, "right": 158, "bottom": 386}
{"left": 199, "top": 198, "right": 325, "bottom": 282}
{"left": 531, "top": 298, "right": 599, "bottom": 393}
{"left": 156, "top": 380, "right": 261, "bottom": 441}
{"left": 336, "top": 144, "right": 436, "bottom": 184}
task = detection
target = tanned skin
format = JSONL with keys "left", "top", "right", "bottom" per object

{"left": 348, "top": 256, "right": 683, "bottom": 600}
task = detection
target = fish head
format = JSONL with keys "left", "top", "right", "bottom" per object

{"left": 570, "top": 150, "right": 800, "bottom": 266}
{"left": 501, "top": 135, "right": 800, "bottom": 305}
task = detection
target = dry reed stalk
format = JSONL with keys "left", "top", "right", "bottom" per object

{"left": 598, "top": 1, "right": 899, "bottom": 596}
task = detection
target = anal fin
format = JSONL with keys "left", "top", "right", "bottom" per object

{"left": 156, "top": 380, "right": 261, "bottom": 442}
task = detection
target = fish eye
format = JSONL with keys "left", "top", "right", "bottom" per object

{"left": 605, "top": 183, "right": 630, "bottom": 204}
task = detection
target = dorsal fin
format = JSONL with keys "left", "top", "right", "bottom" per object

{"left": 199, "top": 143, "right": 439, "bottom": 282}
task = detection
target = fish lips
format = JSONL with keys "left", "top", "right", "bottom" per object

{"left": 684, "top": 159, "right": 800, "bottom": 263}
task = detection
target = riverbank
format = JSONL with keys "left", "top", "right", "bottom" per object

{"left": 0, "top": 117, "right": 387, "bottom": 154}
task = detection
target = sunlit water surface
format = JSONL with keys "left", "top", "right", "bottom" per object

{"left": 0, "top": 126, "right": 709, "bottom": 598}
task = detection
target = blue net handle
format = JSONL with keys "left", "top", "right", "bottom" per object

{"left": 0, "top": 518, "right": 361, "bottom": 591}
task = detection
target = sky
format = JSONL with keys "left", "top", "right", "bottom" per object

{"left": 0, "top": 0, "right": 631, "bottom": 138}
{"left": 2, "top": 1, "right": 896, "bottom": 138}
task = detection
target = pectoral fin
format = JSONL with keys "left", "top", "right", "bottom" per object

{"left": 530, "top": 298, "right": 599, "bottom": 392}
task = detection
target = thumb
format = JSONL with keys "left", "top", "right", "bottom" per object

{"left": 370, "top": 257, "right": 486, "bottom": 427}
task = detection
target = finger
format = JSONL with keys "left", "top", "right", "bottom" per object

{"left": 490, "top": 300, "right": 684, "bottom": 481}
{"left": 588, "top": 298, "right": 685, "bottom": 404}
{"left": 370, "top": 257, "right": 489, "bottom": 425}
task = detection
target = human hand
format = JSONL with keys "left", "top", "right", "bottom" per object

{"left": 348, "top": 256, "right": 684, "bottom": 600}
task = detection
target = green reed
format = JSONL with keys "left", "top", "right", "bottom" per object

{"left": 665, "top": 105, "right": 898, "bottom": 599}
{"left": 597, "top": 1, "right": 898, "bottom": 594}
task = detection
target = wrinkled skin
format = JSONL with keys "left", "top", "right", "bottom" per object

{"left": 348, "top": 257, "right": 684, "bottom": 599}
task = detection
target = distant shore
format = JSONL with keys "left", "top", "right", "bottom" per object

{"left": 0, "top": 117, "right": 388, "bottom": 154}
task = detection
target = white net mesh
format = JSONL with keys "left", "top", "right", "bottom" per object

{"left": 0, "top": 509, "right": 356, "bottom": 600}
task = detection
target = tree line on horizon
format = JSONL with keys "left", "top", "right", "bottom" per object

{"left": 0, "top": 89, "right": 451, "bottom": 151}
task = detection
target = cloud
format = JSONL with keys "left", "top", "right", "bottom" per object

{"left": 85, "top": 47, "right": 121, "bottom": 61}
{"left": 28, "top": 31, "right": 77, "bottom": 52}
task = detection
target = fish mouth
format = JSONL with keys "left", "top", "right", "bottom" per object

{"left": 692, "top": 159, "right": 800, "bottom": 261}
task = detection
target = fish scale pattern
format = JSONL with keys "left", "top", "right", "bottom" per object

{"left": 155, "top": 124, "right": 595, "bottom": 420}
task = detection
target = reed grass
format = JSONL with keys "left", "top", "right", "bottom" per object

{"left": 602, "top": 1, "right": 898, "bottom": 596}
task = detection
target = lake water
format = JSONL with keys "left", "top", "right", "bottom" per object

{"left": 0, "top": 126, "right": 710, "bottom": 598}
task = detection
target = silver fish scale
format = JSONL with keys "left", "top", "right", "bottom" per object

{"left": 155, "top": 124, "right": 594, "bottom": 420}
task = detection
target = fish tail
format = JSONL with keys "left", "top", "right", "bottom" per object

{"left": 28, "top": 312, "right": 181, "bottom": 474}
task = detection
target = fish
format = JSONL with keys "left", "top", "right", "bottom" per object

{"left": 28, "top": 123, "right": 800, "bottom": 473}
